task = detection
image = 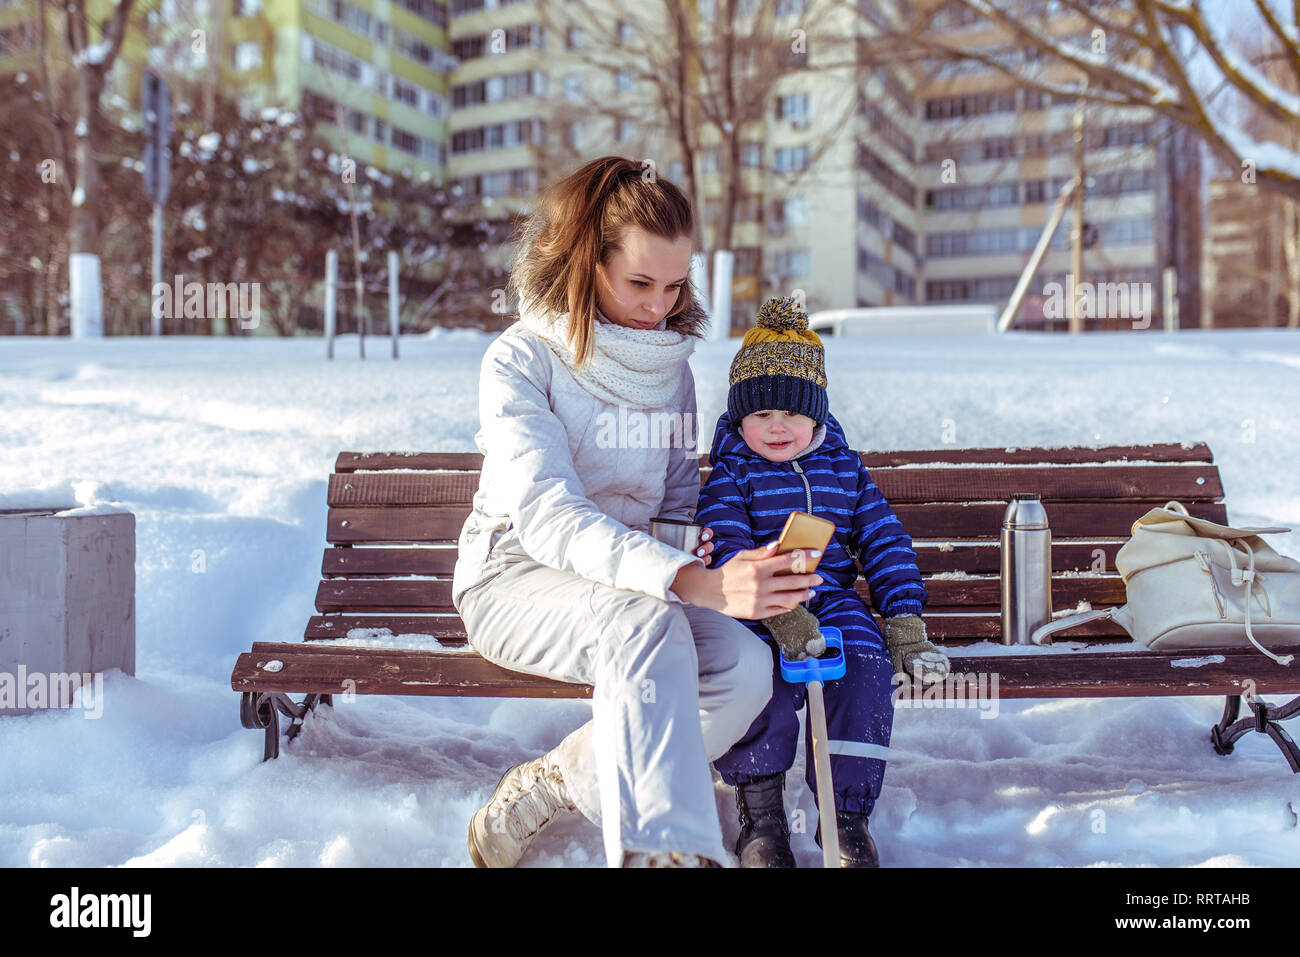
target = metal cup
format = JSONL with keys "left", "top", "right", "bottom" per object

{"left": 649, "top": 517, "right": 705, "bottom": 555}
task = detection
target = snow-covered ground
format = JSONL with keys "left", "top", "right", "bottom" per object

{"left": 2, "top": 327, "right": 1298, "bottom": 867}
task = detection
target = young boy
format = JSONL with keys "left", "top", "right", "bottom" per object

{"left": 697, "top": 295, "right": 949, "bottom": 868}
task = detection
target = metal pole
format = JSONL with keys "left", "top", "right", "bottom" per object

{"left": 997, "top": 177, "right": 1077, "bottom": 333}
{"left": 712, "top": 249, "right": 734, "bottom": 337}
{"left": 324, "top": 249, "right": 337, "bottom": 361}
{"left": 389, "top": 250, "right": 400, "bottom": 359}
{"left": 1069, "top": 83, "right": 1087, "bottom": 334}
{"left": 1163, "top": 266, "right": 1179, "bottom": 333}
{"left": 807, "top": 680, "right": 840, "bottom": 868}
{"left": 151, "top": 203, "right": 163, "bottom": 336}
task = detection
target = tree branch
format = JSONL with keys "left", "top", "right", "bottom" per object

{"left": 1251, "top": 0, "right": 1300, "bottom": 86}
{"left": 1153, "top": 0, "right": 1300, "bottom": 129}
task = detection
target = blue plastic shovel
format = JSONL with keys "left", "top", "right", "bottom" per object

{"left": 779, "top": 626, "right": 846, "bottom": 869}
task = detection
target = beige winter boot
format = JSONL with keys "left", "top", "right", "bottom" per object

{"left": 467, "top": 751, "right": 578, "bottom": 868}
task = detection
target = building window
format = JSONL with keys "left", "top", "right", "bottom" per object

{"left": 776, "top": 92, "right": 809, "bottom": 125}
{"left": 774, "top": 146, "right": 808, "bottom": 172}
{"left": 453, "top": 35, "right": 485, "bottom": 59}
{"left": 618, "top": 18, "right": 634, "bottom": 44}
{"left": 232, "top": 41, "right": 262, "bottom": 70}
{"left": 393, "top": 79, "right": 419, "bottom": 108}
{"left": 617, "top": 117, "right": 636, "bottom": 141}
{"left": 775, "top": 249, "right": 811, "bottom": 278}
{"left": 668, "top": 160, "right": 683, "bottom": 181}
{"left": 742, "top": 141, "right": 761, "bottom": 167}
{"left": 395, "top": 0, "right": 447, "bottom": 27}
{"left": 301, "top": 88, "right": 338, "bottom": 123}
{"left": 616, "top": 68, "right": 634, "bottom": 93}
{"left": 234, "top": 0, "right": 262, "bottom": 16}
{"left": 733, "top": 246, "right": 760, "bottom": 275}
{"left": 567, "top": 121, "right": 582, "bottom": 150}
{"left": 566, "top": 26, "right": 583, "bottom": 50}
{"left": 564, "top": 73, "right": 581, "bottom": 101}
{"left": 392, "top": 127, "right": 420, "bottom": 154}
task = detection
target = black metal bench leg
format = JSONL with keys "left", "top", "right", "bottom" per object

{"left": 1210, "top": 695, "right": 1241, "bottom": 755}
{"left": 240, "top": 692, "right": 280, "bottom": 761}
{"left": 239, "top": 691, "right": 330, "bottom": 762}
{"left": 1210, "top": 693, "right": 1300, "bottom": 773}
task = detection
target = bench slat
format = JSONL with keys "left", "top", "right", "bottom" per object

{"left": 322, "top": 546, "right": 458, "bottom": 578}
{"left": 893, "top": 501, "right": 1228, "bottom": 538}
{"left": 320, "top": 541, "right": 1131, "bottom": 577}
{"left": 232, "top": 643, "right": 591, "bottom": 698}
{"left": 305, "top": 614, "right": 468, "bottom": 641}
{"left": 331, "top": 443, "right": 1215, "bottom": 474}
{"left": 335, "top": 452, "right": 483, "bottom": 473}
{"left": 233, "top": 642, "right": 1299, "bottom": 700}
{"left": 868, "top": 465, "right": 1222, "bottom": 504}
{"left": 325, "top": 464, "right": 1223, "bottom": 508}
{"left": 311, "top": 575, "right": 1129, "bottom": 614}
{"left": 914, "top": 541, "right": 1124, "bottom": 574}
{"left": 856, "top": 442, "right": 1213, "bottom": 467}
{"left": 302, "top": 610, "right": 1132, "bottom": 642}
{"left": 324, "top": 501, "right": 1229, "bottom": 545}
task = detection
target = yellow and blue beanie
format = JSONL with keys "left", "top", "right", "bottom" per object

{"left": 726, "top": 296, "right": 828, "bottom": 428}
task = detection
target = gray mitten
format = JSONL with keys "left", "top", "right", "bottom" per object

{"left": 764, "top": 605, "right": 826, "bottom": 661}
{"left": 882, "top": 615, "right": 950, "bottom": 683}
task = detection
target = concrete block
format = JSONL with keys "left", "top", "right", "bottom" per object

{"left": 0, "top": 509, "right": 134, "bottom": 715}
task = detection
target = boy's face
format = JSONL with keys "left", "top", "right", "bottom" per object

{"left": 739, "top": 410, "right": 817, "bottom": 462}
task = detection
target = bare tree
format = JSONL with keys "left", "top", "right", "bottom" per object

{"left": 865, "top": 0, "right": 1300, "bottom": 201}
{"left": 32, "top": 0, "right": 141, "bottom": 334}
{"left": 538, "top": 0, "right": 855, "bottom": 266}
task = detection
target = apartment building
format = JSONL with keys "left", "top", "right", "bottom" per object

{"left": 1, "top": 0, "right": 1204, "bottom": 332}
{"left": 1202, "top": 177, "right": 1292, "bottom": 329}
{"left": 0, "top": 0, "right": 453, "bottom": 177}
{"left": 914, "top": 1, "right": 1200, "bottom": 329}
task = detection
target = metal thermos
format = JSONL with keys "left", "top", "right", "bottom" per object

{"left": 1000, "top": 493, "right": 1053, "bottom": 645}
{"left": 649, "top": 517, "right": 704, "bottom": 555}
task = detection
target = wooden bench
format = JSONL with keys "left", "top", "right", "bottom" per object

{"left": 230, "top": 442, "right": 1300, "bottom": 770}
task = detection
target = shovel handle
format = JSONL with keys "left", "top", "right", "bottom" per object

{"left": 807, "top": 679, "right": 839, "bottom": 868}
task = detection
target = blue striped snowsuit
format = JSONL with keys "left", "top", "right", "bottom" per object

{"left": 696, "top": 411, "right": 927, "bottom": 816}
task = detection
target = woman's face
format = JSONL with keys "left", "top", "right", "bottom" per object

{"left": 596, "top": 228, "right": 694, "bottom": 330}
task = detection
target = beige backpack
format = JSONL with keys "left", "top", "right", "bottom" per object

{"left": 1031, "top": 501, "right": 1300, "bottom": 665}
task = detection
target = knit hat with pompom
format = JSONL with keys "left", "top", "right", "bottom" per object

{"left": 726, "top": 296, "right": 828, "bottom": 427}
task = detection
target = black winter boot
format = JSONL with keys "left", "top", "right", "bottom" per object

{"left": 814, "top": 810, "right": 880, "bottom": 868}
{"left": 734, "top": 772, "right": 796, "bottom": 868}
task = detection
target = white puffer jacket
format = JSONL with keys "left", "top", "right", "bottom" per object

{"left": 451, "top": 308, "right": 708, "bottom": 611}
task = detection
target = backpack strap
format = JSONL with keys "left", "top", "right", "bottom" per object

{"left": 1029, "top": 607, "right": 1118, "bottom": 645}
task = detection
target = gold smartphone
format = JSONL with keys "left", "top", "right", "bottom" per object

{"left": 772, "top": 511, "right": 835, "bottom": 576}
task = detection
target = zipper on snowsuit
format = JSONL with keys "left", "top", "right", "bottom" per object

{"left": 790, "top": 459, "right": 813, "bottom": 513}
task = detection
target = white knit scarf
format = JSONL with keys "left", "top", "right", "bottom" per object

{"left": 517, "top": 299, "right": 697, "bottom": 410}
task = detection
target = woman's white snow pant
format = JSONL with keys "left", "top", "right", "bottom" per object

{"left": 457, "top": 557, "right": 773, "bottom": 867}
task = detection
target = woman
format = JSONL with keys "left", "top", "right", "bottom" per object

{"left": 451, "top": 156, "right": 824, "bottom": 868}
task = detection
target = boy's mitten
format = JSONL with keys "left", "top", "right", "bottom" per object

{"left": 764, "top": 605, "right": 826, "bottom": 661}
{"left": 882, "top": 615, "right": 950, "bottom": 683}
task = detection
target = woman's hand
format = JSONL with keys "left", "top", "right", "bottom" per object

{"left": 694, "top": 528, "right": 715, "bottom": 566}
{"left": 671, "top": 542, "right": 823, "bottom": 620}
